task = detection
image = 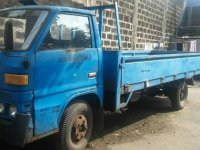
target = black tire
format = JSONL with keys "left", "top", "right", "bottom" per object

{"left": 169, "top": 82, "right": 188, "bottom": 110}
{"left": 57, "top": 100, "right": 93, "bottom": 150}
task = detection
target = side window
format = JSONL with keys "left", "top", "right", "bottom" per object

{"left": 39, "top": 14, "right": 91, "bottom": 51}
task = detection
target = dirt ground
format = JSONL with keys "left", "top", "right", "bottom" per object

{"left": 1, "top": 84, "right": 200, "bottom": 150}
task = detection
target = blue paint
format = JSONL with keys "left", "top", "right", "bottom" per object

{"left": 0, "top": 2, "right": 200, "bottom": 147}
{"left": 103, "top": 50, "right": 200, "bottom": 110}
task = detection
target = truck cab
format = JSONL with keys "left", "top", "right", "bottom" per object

{"left": 1, "top": 2, "right": 200, "bottom": 150}
{"left": 0, "top": 5, "right": 103, "bottom": 148}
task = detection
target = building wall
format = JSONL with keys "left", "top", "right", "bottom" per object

{"left": 0, "top": 0, "right": 185, "bottom": 50}
{"left": 134, "top": 0, "right": 185, "bottom": 50}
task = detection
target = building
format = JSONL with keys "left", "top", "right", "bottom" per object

{"left": 0, "top": 0, "right": 186, "bottom": 50}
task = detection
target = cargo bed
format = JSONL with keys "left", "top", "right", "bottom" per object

{"left": 103, "top": 50, "right": 200, "bottom": 110}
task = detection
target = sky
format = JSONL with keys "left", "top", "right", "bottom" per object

{"left": 187, "top": 0, "right": 200, "bottom": 7}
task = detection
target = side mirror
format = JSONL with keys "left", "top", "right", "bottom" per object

{"left": 4, "top": 21, "right": 13, "bottom": 50}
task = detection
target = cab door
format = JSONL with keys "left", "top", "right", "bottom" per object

{"left": 33, "top": 13, "right": 98, "bottom": 135}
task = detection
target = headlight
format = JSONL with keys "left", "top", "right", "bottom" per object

{"left": 0, "top": 103, "right": 5, "bottom": 114}
{"left": 9, "top": 105, "right": 17, "bottom": 117}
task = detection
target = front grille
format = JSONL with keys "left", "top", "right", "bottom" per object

{"left": 0, "top": 90, "right": 12, "bottom": 101}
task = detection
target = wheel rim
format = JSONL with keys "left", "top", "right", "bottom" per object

{"left": 71, "top": 115, "right": 88, "bottom": 143}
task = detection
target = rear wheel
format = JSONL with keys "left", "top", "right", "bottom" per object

{"left": 169, "top": 82, "right": 188, "bottom": 110}
{"left": 57, "top": 100, "right": 93, "bottom": 150}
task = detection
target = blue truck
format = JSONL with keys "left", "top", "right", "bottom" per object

{"left": 0, "top": 1, "right": 200, "bottom": 150}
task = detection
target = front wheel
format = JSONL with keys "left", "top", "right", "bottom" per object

{"left": 57, "top": 100, "right": 93, "bottom": 150}
{"left": 169, "top": 82, "right": 188, "bottom": 110}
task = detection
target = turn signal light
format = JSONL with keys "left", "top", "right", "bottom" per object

{"left": 4, "top": 74, "right": 28, "bottom": 86}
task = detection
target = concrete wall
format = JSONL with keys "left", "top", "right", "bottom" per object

{"left": 134, "top": 0, "right": 185, "bottom": 50}
{"left": 0, "top": 0, "right": 186, "bottom": 50}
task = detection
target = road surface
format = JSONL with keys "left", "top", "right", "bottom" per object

{"left": 1, "top": 85, "right": 200, "bottom": 150}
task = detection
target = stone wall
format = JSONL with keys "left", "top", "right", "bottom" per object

{"left": 133, "top": 0, "right": 185, "bottom": 50}
{"left": 0, "top": 0, "right": 186, "bottom": 50}
{"left": 94, "top": 0, "right": 135, "bottom": 50}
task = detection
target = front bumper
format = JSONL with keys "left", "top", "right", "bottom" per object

{"left": 0, "top": 113, "right": 31, "bottom": 146}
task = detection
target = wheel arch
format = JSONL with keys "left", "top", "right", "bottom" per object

{"left": 57, "top": 92, "right": 104, "bottom": 135}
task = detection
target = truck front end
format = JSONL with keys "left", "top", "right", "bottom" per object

{"left": 0, "top": 8, "right": 48, "bottom": 146}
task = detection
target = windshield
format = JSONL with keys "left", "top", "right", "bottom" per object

{"left": 0, "top": 9, "right": 48, "bottom": 51}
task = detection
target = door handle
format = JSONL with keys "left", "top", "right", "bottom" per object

{"left": 88, "top": 72, "right": 96, "bottom": 78}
